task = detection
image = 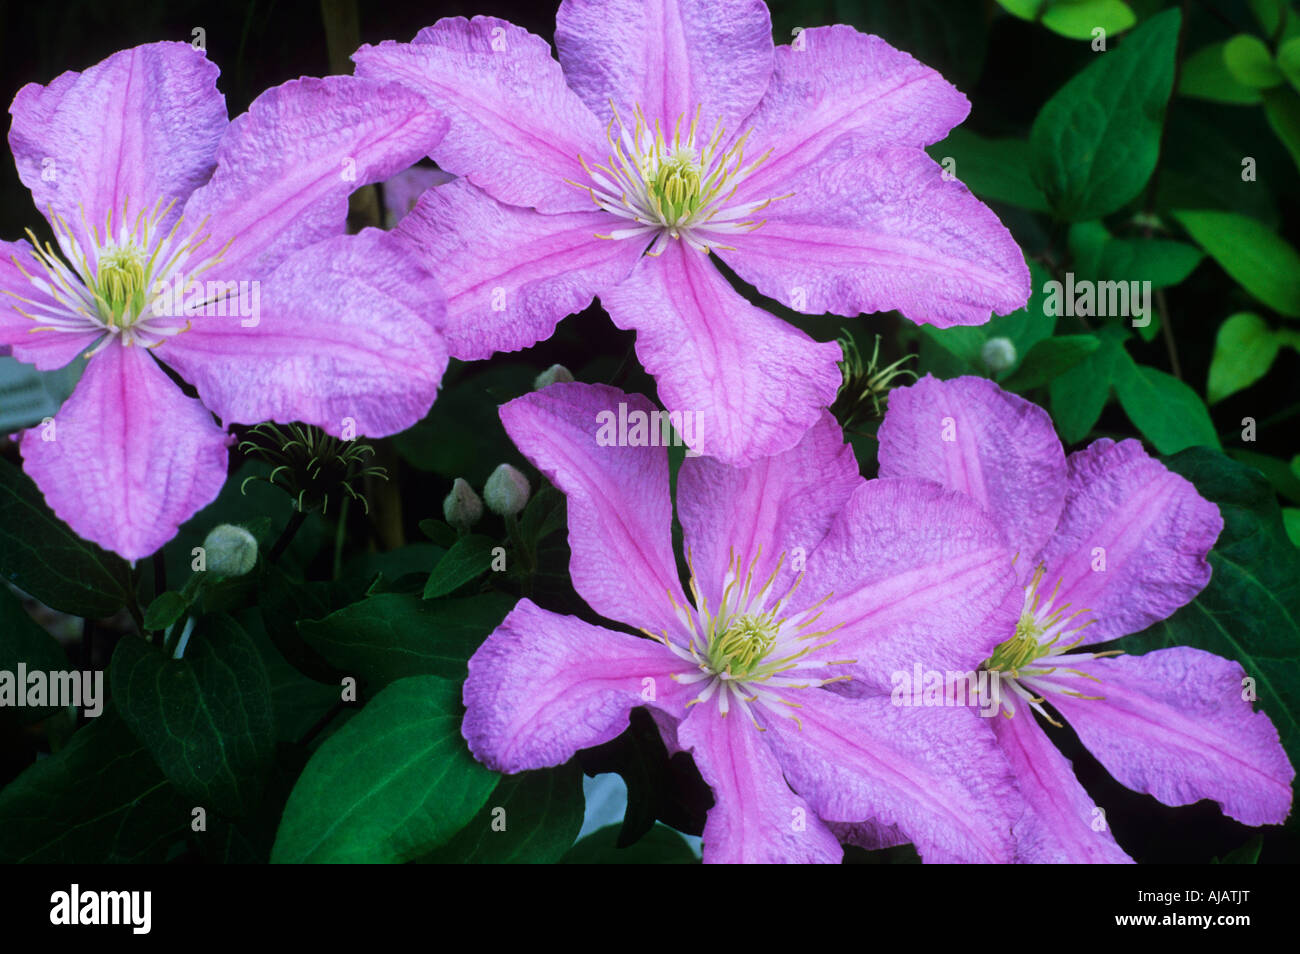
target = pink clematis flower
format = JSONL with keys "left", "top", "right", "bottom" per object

{"left": 354, "top": 0, "right": 1030, "bottom": 465}
{"left": 1, "top": 42, "right": 452, "bottom": 560}
{"left": 877, "top": 374, "right": 1295, "bottom": 863}
{"left": 462, "top": 381, "right": 1027, "bottom": 863}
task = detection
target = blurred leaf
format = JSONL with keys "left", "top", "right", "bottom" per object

{"left": 1001, "top": 335, "right": 1101, "bottom": 391}
{"left": 926, "top": 128, "right": 1049, "bottom": 211}
{"left": 423, "top": 534, "right": 496, "bottom": 600}
{"left": 1041, "top": 0, "right": 1136, "bottom": 41}
{"left": 1214, "top": 834, "right": 1263, "bottom": 863}
{"left": 271, "top": 675, "right": 498, "bottom": 863}
{"left": 1278, "top": 36, "right": 1300, "bottom": 91}
{"left": 0, "top": 585, "right": 71, "bottom": 726}
{"left": 1030, "top": 9, "right": 1180, "bottom": 220}
{"left": 1283, "top": 508, "right": 1300, "bottom": 548}
{"left": 1263, "top": 86, "right": 1300, "bottom": 172}
{"left": 111, "top": 615, "right": 275, "bottom": 819}
{"left": 1224, "top": 33, "right": 1284, "bottom": 89}
{"left": 1180, "top": 42, "right": 1263, "bottom": 103}
{"left": 1174, "top": 210, "right": 1300, "bottom": 318}
{"left": 561, "top": 823, "right": 698, "bottom": 864}
{"left": 1208, "top": 313, "right": 1280, "bottom": 404}
{"left": 1114, "top": 354, "right": 1221, "bottom": 454}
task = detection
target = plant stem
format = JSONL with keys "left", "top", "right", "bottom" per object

{"left": 269, "top": 509, "right": 308, "bottom": 564}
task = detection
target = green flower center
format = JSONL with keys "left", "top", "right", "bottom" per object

{"left": 648, "top": 149, "right": 704, "bottom": 225}
{"left": 707, "top": 613, "right": 778, "bottom": 680}
{"left": 95, "top": 243, "right": 149, "bottom": 327}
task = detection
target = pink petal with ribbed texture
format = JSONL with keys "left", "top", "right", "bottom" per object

{"left": 462, "top": 599, "right": 692, "bottom": 773}
{"left": 720, "top": 148, "right": 1029, "bottom": 326}
{"left": 1049, "top": 649, "right": 1293, "bottom": 827}
{"left": 182, "top": 75, "right": 446, "bottom": 284}
{"left": 555, "top": 0, "right": 773, "bottom": 133}
{"left": 764, "top": 691, "right": 1018, "bottom": 862}
{"left": 392, "top": 179, "right": 639, "bottom": 360}
{"left": 1038, "top": 439, "right": 1223, "bottom": 643}
{"left": 159, "top": 229, "right": 446, "bottom": 439}
{"left": 0, "top": 238, "right": 99, "bottom": 369}
{"left": 798, "top": 478, "right": 1016, "bottom": 690}
{"left": 740, "top": 26, "right": 969, "bottom": 200}
{"left": 19, "top": 343, "right": 229, "bottom": 561}
{"left": 677, "top": 704, "right": 842, "bottom": 863}
{"left": 499, "top": 384, "right": 690, "bottom": 641}
{"left": 992, "top": 710, "right": 1133, "bottom": 863}
{"left": 600, "top": 243, "right": 843, "bottom": 465}
{"left": 878, "top": 375, "right": 1066, "bottom": 562}
{"left": 354, "top": 18, "right": 604, "bottom": 214}
{"left": 676, "top": 412, "right": 862, "bottom": 611}
{"left": 9, "top": 42, "right": 226, "bottom": 249}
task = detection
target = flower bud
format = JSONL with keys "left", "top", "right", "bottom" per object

{"left": 443, "top": 477, "right": 484, "bottom": 531}
{"left": 202, "top": 524, "right": 259, "bottom": 577}
{"left": 483, "top": 464, "right": 531, "bottom": 518}
{"left": 533, "top": 364, "right": 575, "bottom": 389}
{"left": 981, "top": 337, "right": 1017, "bottom": 374}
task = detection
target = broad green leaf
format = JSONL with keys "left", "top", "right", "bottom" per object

{"left": 297, "top": 591, "right": 513, "bottom": 688}
{"left": 1223, "top": 34, "right": 1284, "bottom": 89}
{"left": 0, "top": 585, "right": 71, "bottom": 725}
{"left": 1283, "top": 508, "right": 1300, "bottom": 548}
{"left": 423, "top": 534, "right": 496, "bottom": 599}
{"left": 0, "top": 457, "right": 132, "bottom": 618}
{"left": 1263, "top": 86, "right": 1300, "bottom": 173}
{"left": 1279, "top": 36, "right": 1300, "bottom": 91}
{"left": 1207, "top": 313, "right": 1280, "bottom": 404}
{"left": 1175, "top": 210, "right": 1300, "bottom": 317}
{"left": 1113, "top": 355, "right": 1222, "bottom": 454}
{"left": 1000, "top": 335, "right": 1102, "bottom": 391}
{"left": 1127, "top": 448, "right": 1300, "bottom": 774}
{"left": 561, "top": 823, "right": 698, "bottom": 864}
{"left": 926, "top": 128, "right": 1049, "bottom": 211}
{"left": 419, "top": 764, "right": 585, "bottom": 864}
{"left": 1030, "top": 9, "right": 1180, "bottom": 220}
{"left": 996, "top": 0, "right": 1044, "bottom": 19}
{"left": 1179, "top": 42, "right": 1263, "bottom": 104}
{"left": 239, "top": 610, "right": 338, "bottom": 743}
{"left": 144, "top": 591, "right": 190, "bottom": 631}
{"left": 1041, "top": 0, "right": 1136, "bottom": 40}
{"left": 0, "top": 710, "right": 189, "bottom": 862}
{"left": 111, "top": 615, "right": 275, "bottom": 818}
{"left": 1229, "top": 450, "right": 1300, "bottom": 505}
{"left": 271, "top": 675, "right": 499, "bottom": 863}
{"left": 1048, "top": 326, "right": 1127, "bottom": 444}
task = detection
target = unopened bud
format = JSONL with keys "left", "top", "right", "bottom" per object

{"left": 483, "top": 464, "right": 530, "bottom": 518}
{"left": 533, "top": 364, "right": 575, "bottom": 389}
{"left": 443, "top": 477, "right": 484, "bottom": 531}
{"left": 202, "top": 524, "right": 258, "bottom": 577}
{"left": 981, "top": 337, "right": 1017, "bottom": 374}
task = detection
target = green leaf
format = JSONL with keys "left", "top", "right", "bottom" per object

{"left": 1041, "top": 0, "right": 1136, "bottom": 41}
{"left": 1174, "top": 210, "right": 1300, "bottom": 317}
{"left": 1207, "top": 313, "right": 1281, "bottom": 404}
{"left": 1030, "top": 9, "right": 1180, "bottom": 220}
{"left": 1223, "top": 34, "right": 1284, "bottom": 90}
{"left": 423, "top": 534, "right": 497, "bottom": 599}
{"left": 0, "top": 585, "right": 71, "bottom": 725}
{"left": 926, "top": 128, "right": 1049, "bottom": 211}
{"left": 0, "top": 456, "right": 132, "bottom": 618}
{"left": 1263, "top": 86, "right": 1300, "bottom": 173}
{"left": 1113, "top": 355, "right": 1222, "bottom": 454}
{"left": 1000, "top": 335, "right": 1102, "bottom": 391}
{"left": 1214, "top": 834, "right": 1263, "bottom": 863}
{"left": 271, "top": 675, "right": 499, "bottom": 863}
{"left": 1048, "top": 326, "right": 1127, "bottom": 444}
{"left": 417, "top": 518, "right": 457, "bottom": 548}
{"left": 996, "top": 0, "right": 1044, "bottom": 20}
{"left": 1279, "top": 36, "right": 1300, "bottom": 91}
{"left": 1179, "top": 42, "right": 1263, "bottom": 104}
{"left": 419, "top": 764, "right": 585, "bottom": 863}
{"left": 0, "top": 710, "right": 189, "bottom": 862}
{"left": 1127, "top": 448, "right": 1300, "bottom": 774}
{"left": 561, "top": 823, "right": 698, "bottom": 864}
{"left": 144, "top": 591, "right": 190, "bottom": 631}
{"left": 110, "top": 615, "right": 275, "bottom": 818}
{"left": 1283, "top": 509, "right": 1300, "bottom": 548}
{"left": 297, "top": 591, "right": 512, "bottom": 688}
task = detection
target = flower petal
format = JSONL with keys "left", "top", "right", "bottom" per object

{"left": 720, "top": 147, "right": 1030, "bottom": 327}
{"left": 555, "top": 0, "right": 773, "bottom": 132}
{"left": 499, "top": 383, "right": 690, "bottom": 640}
{"left": 19, "top": 343, "right": 230, "bottom": 561}
{"left": 392, "top": 179, "right": 640, "bottom": 360}
{"left": 992, "top": 709, "right": 1133, "bottom": 863}
{"left": 0, "top": 238, "right": 100, "bottom": 369}
{"left": 600, "top": 242, "right": 843, "bottom": 465}
{"left": 182, "top": 75, "right": 446, "bottom": 284}
{"left": 878, "top": 375, "right": 1066, "bottom": 562}
{"left": 9, "top": 41, "right": 226, "bottom": 249}
{"left": 799, "top": 478, "right": 1017, "bottom": 689}
{"left": 1048, "top": 648, "right": 1294, "bottom": 827}
{"left": 676, "top": 411, "right": 863, "bottom": 610}
{"left": 764, "top": 690, "right": 1019, "bottom": 863}
{"left": 676, "top": 704, "right": 842, "bottom": 863}
{"left": 462, "top": 599, "right": 691, "bottom": 773}
{"left": 1039, "top": 439, "right": 1223, "bottom": 642}
{"left": 159, "top": 229, "right": 447, "bottom": 439}
{"left": 741, "top": 26, "right": 969, "bottom": 199}
{"left": 354, "top": 18, "right": 604, "bottom": 214}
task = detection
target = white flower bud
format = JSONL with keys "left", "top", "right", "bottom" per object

{"left": 202, "top": 524, "right": 258, "bottom": 577}
{"left": 443, "top": 477, "right": 484, "bottom": 531}
{"left": 483, "top": 464, "right": 531, "bottom": 518}
{"left": 981, "top": 336, "right": 1017, "bottom": 374}
{"left": 533, "top": 364, "right": 575, "bottom": 389}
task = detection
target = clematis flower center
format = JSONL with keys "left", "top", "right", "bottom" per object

{"left": 572, "top": 103, "right": 787, "bottom": 255}
{"left": 648, "top": 549, "right": 853, "bottom": 729}
{"left": 95, "top": 243, "right": 149, "bottom": 325}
